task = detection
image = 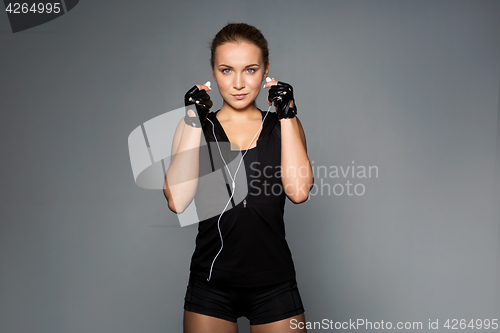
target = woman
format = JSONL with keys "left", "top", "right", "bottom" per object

{"left": 164, "top": 22, "right": 313, "bottom": 333}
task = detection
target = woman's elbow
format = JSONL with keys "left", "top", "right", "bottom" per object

{"left": 166, "top": 199, "right": 187, "bottom": 214}
{"left": 163, "top": 189, "right": 186, "bottom": 214}
{"left": 288, "top": 193, "right": 309, "bottom": 204}
{"left": 286, "top": 185, "right": 311, "bottom": 204}
{"left": 284, "top": 178, "right": 313, "bottom": 204}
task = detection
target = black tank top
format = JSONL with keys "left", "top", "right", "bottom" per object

{"left": 190, "top": 109, "right": 296, "bottom": 287}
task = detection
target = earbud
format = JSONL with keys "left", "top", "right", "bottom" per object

{"left": 205, "top": 81, "right": 211, "bottom": 89}
{"left": 263, "top": 77, "right": 272, "bottom": 88}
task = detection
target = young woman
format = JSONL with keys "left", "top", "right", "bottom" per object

{"left": 164, "top": 23, "right": 313, "bottom": 333}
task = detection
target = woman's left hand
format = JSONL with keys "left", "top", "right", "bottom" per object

{"left": 264, "top": 78, "right": 297, "bottom": 119}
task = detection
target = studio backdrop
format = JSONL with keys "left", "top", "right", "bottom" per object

{"left": 1, "top": 0, "right": 499, "bottom": 332}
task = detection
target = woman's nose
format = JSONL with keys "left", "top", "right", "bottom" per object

{"left": 233, "top": 74, "right": 245, "bottom": 89}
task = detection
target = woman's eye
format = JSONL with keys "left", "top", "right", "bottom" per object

{"left": 221, "top": 68, "right": 256, "bottom": 74}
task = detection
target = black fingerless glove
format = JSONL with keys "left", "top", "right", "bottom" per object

{"left": 268, "top": 81, "right": 297, "bottom": 119}
{"left": 184, "top": 85, "right": 213, "bottom": 127}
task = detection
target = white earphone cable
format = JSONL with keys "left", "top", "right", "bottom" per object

{"left": 205, "top": 105, "right": 272, "bottom": 281}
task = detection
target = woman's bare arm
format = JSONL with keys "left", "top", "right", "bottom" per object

{"left": 163, "top": 116, "right": 202, "bottom": 213}
{"left": 280, "top": 116, "right": 314, "bottom": 203}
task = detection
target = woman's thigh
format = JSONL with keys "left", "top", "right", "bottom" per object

{"left": 184, "top": 310, "right": 238, "bottom": 333}
{"left": 250, "top": 313, "right": 307, "bottom": 333}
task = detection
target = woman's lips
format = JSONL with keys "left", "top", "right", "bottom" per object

{"left": 232, "top": 94, "right": 248, "bottom": 100}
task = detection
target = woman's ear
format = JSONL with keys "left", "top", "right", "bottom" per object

{"left": 263, "top": 63, "right": 269, "bottom": 81}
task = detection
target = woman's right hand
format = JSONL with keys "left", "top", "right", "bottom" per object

{"left": 184, "top": 83, "right": 213, "bottom": 128}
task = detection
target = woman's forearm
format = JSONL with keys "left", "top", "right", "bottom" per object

{"left": 163, "top": 121, "right": 202, "bottom": 213}
{"left": 280, "top": 117, "right": 313, "bottom": 203}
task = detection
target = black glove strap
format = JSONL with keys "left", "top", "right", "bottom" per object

{"left": 184, "top": 113, "right": 202, "bottom": 128}
{"left": 279, "top": 101, "right": 297, "bottom": 119}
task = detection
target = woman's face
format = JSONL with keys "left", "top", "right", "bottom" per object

{"left": 212, "top": 41, "right": 269, "bottom": 111}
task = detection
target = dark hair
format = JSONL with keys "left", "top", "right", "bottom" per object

{"left": 209, "top": 23, "right": 269, "bottom": 70}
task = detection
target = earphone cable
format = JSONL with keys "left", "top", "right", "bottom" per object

{"left": 205, "top": 105, "right": 272, "bottom": 281}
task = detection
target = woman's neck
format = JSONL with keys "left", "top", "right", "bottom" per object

{"left": 218, "top": 101, "right": 261, "bottom": 122}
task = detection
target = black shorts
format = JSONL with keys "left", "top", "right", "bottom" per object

{"left": 183, "top": 273, "right": 305, "bottom": 325}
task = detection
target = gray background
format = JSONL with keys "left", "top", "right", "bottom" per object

{"left": 1, "top": 0, "right": 499, "bottom": 332}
